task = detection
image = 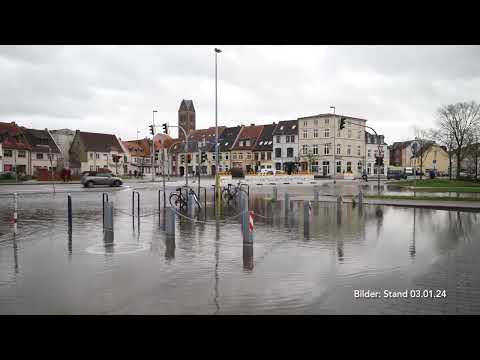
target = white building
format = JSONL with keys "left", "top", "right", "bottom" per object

{"left": 365, "top": 132, "right": 390, "bottom": 177}
{"left": 272, "top": 120, "right": 298, "bottom": 172}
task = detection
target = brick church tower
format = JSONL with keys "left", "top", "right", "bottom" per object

{"left": 178, "top": 100, "right": 195, "bottom": 140}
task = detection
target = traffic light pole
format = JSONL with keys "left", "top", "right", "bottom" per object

{"left": 166, "top": 124, "right": 189, "bottom": 190}
{"left": 344, "top": 120, "right": 382, "bottom": 195}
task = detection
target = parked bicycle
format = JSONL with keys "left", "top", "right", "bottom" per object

{"left": 222, "top": 182, "right": 246, "bottom": 203}
{"left": 169, "top": 186, "right": 201, "bottom": 210}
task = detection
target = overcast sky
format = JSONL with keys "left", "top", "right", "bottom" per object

{"left": 1, "top": 45, "right": 479, "bottom": 143}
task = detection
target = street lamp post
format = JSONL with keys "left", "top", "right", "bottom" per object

{"left": 215, "top": 47, "right": 222, "bottom": 216}
{"left": 330, "top": 106, "right": 337, "bottom": 185}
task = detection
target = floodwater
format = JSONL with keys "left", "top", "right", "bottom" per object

{"left": 1, "top": 186, "right": 480, "bottom": 314}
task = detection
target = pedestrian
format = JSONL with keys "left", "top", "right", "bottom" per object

{"left": 362, "top": 169, "right": 368, "bottom": 182}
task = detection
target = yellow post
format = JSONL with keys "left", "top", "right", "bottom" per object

{"left": 215, "top": 172, "right": 221, "bottom": 217}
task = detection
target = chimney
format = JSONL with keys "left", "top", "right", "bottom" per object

{"left": 250, "top": 123, "right": 255, "bottom": 126}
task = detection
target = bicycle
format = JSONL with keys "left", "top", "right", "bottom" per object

{"left": 222, "top": 182, "right": 246, "bottom": 203}
{"left": 169, "top": 186, "right": 201, "bottom": 210}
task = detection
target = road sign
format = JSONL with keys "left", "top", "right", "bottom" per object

{"left": 248, "top": 211, "right": 254, "bottom": 233}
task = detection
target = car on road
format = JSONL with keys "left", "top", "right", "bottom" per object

{"left": 81, "top": 172, "right": 123, "bottom": 188}
{"left": 387, "top": 169, "right": 407, "bottom": 180}
{"left": 259, "top": 168, "right": 275, "bottom": 175}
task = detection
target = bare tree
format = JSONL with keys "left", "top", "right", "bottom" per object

{"left": 429, "top": 128, "right": 457, "bottom": 180}
{"left": 437, "top": 101, "right": 480, "bottom": 178}
{"left": 411, "top": 127, "right": 433, "bottom": 180}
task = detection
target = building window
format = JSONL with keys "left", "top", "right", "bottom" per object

{"left": 303, "top": 129, "right": 308, "bottom": 139}
{"left": 302, "top": 145, "right": 308, "bottom": 155}
{"left": 96, "top": 166, "right": 100, "bottom": 171}
{"left": 104, "top": 153, "right": 108, "bottom": 159}
{"left": 219, "top": 153, "right": 223, "bottom": 160}
{"left": 290, "top": 136, "right": 295, "bottom": 143}
{"left": 325, "top": 118, "right": 329, "bottom": 125}
{"left": 313, "top": 119, "right": 318, "bottom": 126}
{"left": 239, "top": 141, "right": 243, "bottom": 147}
{"left": 313, "top": 129, "right": 318, "bottom": 138}
{"left": 124, "top": 156, "right": 128, "bottom": 162}
{"left": 358, "top": 161, "right": 362, "bottom": 171}
{"left": 4, "top": 150, "right": 12, "bottom": 157}
{"left": 267, "top": 152, "right": 271, "bottom": 160}
{"left": 276, "top": 136, "right": 281, "bottom": 144}
{"left": 313, "top": 144, "right": 318, "bottom": 155}
{"left": 337, "top": 129, "right": 341, "bottom": 137}
{"left": 246, "top": 140, "right": 250, "bottom": 147}
{"left": 286, "top": 136, "right": 290, "bottom": 143}
{"left": 337, "top": 144, "right": 341, "bottom": 155}
{"left": 348, "top": 129, "right": 352, "bottom": 138}
{"left": 239, "top": 153, "right": 243, "bottom": 160}
{"left": 303, "top": 120, "right": 307, "bottom": 127}
{"left": 233, "top": 153, "right": 237, "bottom": 160}
{"left": 90, "top": 165, "right": 94, "bottom": 171}
{"left": 324, "top": 143, "right": 330, "bottom": 155}
{"left": 225, "top": 153, "right": 229, "bottom": 160}
{"left": 287, "top": 148, "right": 293, "bottom": 158}
{"left": 255, "top": 152, "right": 259, "bottom": 160}
{"left": 347, "top": 145, "right": 351, "bottom": 155}
{"left": 275, "top": 162, "right": 281, "bottom": 170}
{"left": 18, "top": 150, "right": 26, "bottom": 158}
{"left": 367, "top": 163, "right": 371, "bottom": 174}
{"left": 89, "top": 153, "right": 93, "bottom": 159}
{"left": 357, "top": 145, "right": 361, "bottom": 156}
{"left": 260, "top": 152, "right": 265, "bottom": 160}
{"left": 358, "top": 130, "right": 361, "bottom": 139}
{"left": 247, "top": 153, "right": 251, "bottom": 160}
{"left": 36, "top": 153, "right": 44, "bottom": 160}
{"left": 275, "top": 148, "right": 282, "bottom": 158}
{"left": 336, "top": 160, "right": 342, "bottom": 173}
{"left": 347, "top": 161, "right": 352, "bottom": 172}
{"left": 195, "top": 154, "right": 199, "bottom": 163}
{"left": 96, "top": 153, "right": 99, "bottom": 159}
{"left": 324, "top": 128, "right": 330, "bottom": 138}
{"left": 368, "top": 149, "right": 371, "bottom": 158}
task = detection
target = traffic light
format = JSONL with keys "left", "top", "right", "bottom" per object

{"left": 162, "top": 123, "right": 168, "bottom": 134}
{"left": 339, "top": 117, "right": 347, "bottom": 130}
{"left": 201, "top": 152, "right": 207, "bottom": 163}
{"left": 149, "top": 125, "right": 154, "bottom": 135}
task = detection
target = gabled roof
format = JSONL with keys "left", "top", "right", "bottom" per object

{"left": 231, "top": 124, "right": 264, "bottom": 150}
{"left": 253, "top": 124, "right": 277, "bottom": 151}
{"left": 189, "top": 126, "right": 226, "bottom": 152}
{"left": 218, "top": 126, "right": 242, "bottom": 152}
{"left": 77, "top": 131, "right": 124, "bottom": 153}
{"left": 272, "top": 120, "right": 298, "bottom": 136}
{"left": 179, "top": 99, "right": 195, "bottom": 112}
{"left": 21, "top": 127, "right": 61, "bottom": 153}
{"left": 298, "top": 113, "right": 367, "bottom": 122}
{"left": 0, "top": 122, "right": 32, "bottom": 150}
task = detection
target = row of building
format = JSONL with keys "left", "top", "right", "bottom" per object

{"left": 1, "top": 99, "right": 461, "bottom": 179}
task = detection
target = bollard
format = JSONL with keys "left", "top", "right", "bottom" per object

{"left": 337, "top": 194, "right": 342, "bottom": 207}
{"left": 337, "top": 195, "right": 342, "bottom": 225}
{"left": 103, "top": 201, "right": 114, "bottom": 242}
{"left": 102, "top": 193, "right": 109, "bottom": 229}
{"left": 284, "top": 193, "right": 290, "bottom": 216}
{"left": 303, "top": 200, "right": 310, "bottom": 238}
{"left": 243, "top": 210, "right": 254, "bottom": 244}
{"left": 187, "top": 192, "right": 194, "bottom": 218}
{"left": 272, "top": 187, "right": 277, "bottom": 202}
{"left": 243, "top": 243, "right": 254, "bottom": 270}
{"left": 166, "top": 207, "right": 176, "bottom": 237}
{"left": 132, "top": 191, "right": 140, "bottom": 231}
{"left": 13, "top": 192, "right": 18, "bottom": 236}
{"left": 289, "top": 199, "right": 294, "bottom": 212}
{"left": 314, "top": 185, "right": 319, "bottom": 204}
{"left": 67, "top": 194, "right": 72, "bottom": 233}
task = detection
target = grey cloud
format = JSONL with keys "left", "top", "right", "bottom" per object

{"left": 1, "top": 45, "right": 479, "bottom": 142}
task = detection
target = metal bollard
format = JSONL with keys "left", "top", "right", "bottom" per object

{"left": 187, "top": 192, "right": 194, "bottom": 218}
{"left": 166, "top": 207, "right": 176, "bottom": 237}
{"left": 284, "top": 193, "right": 290, "bottom": 216}
{"left": 103, "top": 201, "right": 114, "bottom": 242}
{"left": 243, "top": 210, "right": 254, "bottom": 244}
{"left": 303, "top": 200, "right": 310, "bottom": 238}
{"left": 337, "top": 194, "right": 342, "bottom": 207}
{"left": 102, "top": 193, "right": 109, "bottom": 229}
{"left": 272, "top": 187, "right": 277, "bottom": 202}
{"left": 314, "top": 185, "right": 319, "bottom": 204}
{"left": 13, "top": 192, "right": 18, "bottom": 236}
{"left": 243, "top": 243, "right": 254, "bottom": 270}
{"left": 67, "top": 194, "right": 72, "bottom": 233}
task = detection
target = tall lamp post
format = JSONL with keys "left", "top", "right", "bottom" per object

{"left": 215, "top": 47, "right": 222, "bottom": 216}
{"left": 330, "top": 106, "right": 337, "bottom": 185}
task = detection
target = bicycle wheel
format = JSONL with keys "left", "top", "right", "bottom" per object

{"left": 169, "top": 193, "right": 182, "bottom": 209}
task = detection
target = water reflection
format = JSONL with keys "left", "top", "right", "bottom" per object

{"left": 243, "top": 244, "right": 254, "bottom": 271}
{"left": 13, "top": 237, "right": 18, "bottom": 275}
{"left": 410, "top": 208, "right": 416, "bottom": 259}
{"left": 214, "top": 221, "right": 220, "bottom": 314}
{"left": 165, "top": 235, "right": 175, "bottom": 260}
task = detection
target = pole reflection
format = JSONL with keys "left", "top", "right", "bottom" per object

{"left": 243, "top": 244, "right": 254, "bottom": 271}
{"left": 214, "top": 221, "right": 220, "bottom": 314}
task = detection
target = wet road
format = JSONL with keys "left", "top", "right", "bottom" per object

{"left": 1, "top": 185, "right": 480, "bottom": 314}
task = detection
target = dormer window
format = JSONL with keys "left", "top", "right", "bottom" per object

{"left": 292, "top": 125, "right": 296, "bottom": 129}
{"left": 280, "top": 126, "right": 284, "bottom": 130}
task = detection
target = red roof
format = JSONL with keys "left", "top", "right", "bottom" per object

{"left": 0, "top": 122, "right": 32, "bottom": 150}
{"left": 231, "top": 125, "right": 263, "bottom": 150}
{"left": 123, "top": 139, "right": 151, "bottom": 157}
